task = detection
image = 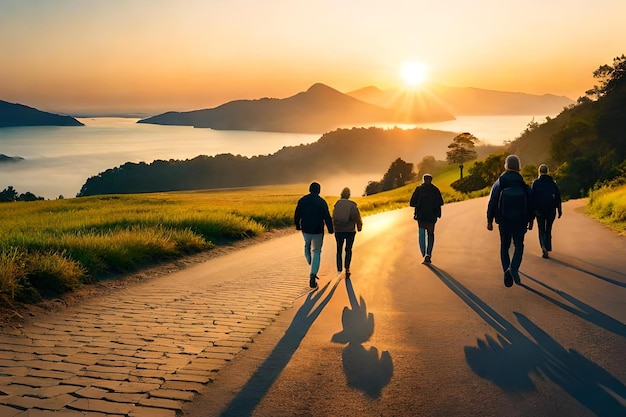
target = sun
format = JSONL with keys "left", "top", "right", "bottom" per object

{"left": 400, "top": 61, "right": 428, "bottom": 88}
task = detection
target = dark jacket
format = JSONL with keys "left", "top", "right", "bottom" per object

{"left": 294, "top": 193, "right": 334, "bottom": 234}
{"left": 531, "top": 174, "right": 562, "bottom": 216}
{"left": 487, "top": 171, "right": 533, "bottom": 224}
{"left": 410, "top": 182, "right": 444, "bottom": 224}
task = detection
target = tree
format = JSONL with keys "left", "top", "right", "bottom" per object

{"left": 17, "top": 192, "right": 44, "bottom": 202}
{"left": 0, "top": 186, "right": 18, "bottom": 202}
{"left": 363, "top": 158, "right": 416, "bottom": 196}
{"left": 446, "top": 132, "right": 478, "bottom": 179}
{"left": 380, "top": 158, "right": 415, "bottom": 191}
{"left": 417, "top": 155, "right": 449, "bottom": 177}
{"left": 585, "top": 54, "right": 626, "bottom": 99}
{"left": 364, "top": 181, "right": 382, "bottom": 196}
{"left": 469, "top": 153, "right": 506, "bottom": 185}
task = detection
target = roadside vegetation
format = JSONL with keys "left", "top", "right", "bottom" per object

{"left": 0, "top": 179, "right": 466, "bottom": 304}
{"left": 586, "top": 182, "right": 626, "bottom": 235}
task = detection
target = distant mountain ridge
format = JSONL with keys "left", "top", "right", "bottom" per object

{"left": 139, "top": 82, "right": 574, "bottom": 133}
{"left": 348, "top": 85, "right": 574, "bottom": 116}
{"left": 0, "top": 100, "right": 83, "bottom": 128}
{"left": 138, "top": 83, "right": 455, "bottom": 133}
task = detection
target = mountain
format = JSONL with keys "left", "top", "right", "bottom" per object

{"left": 0, "top": 154, "right": 24, "bottom": 163}
{"left": 138, "top": 83, "right": 456, "bottom": 133}
{"left": 0, "top": 100, "right": 84, "bottom": 127}
{"left": 347, "top": 86, "right": 455, "bottom": 120}
{"left": 350, "top": 85, "right": 574, "bottom": 116}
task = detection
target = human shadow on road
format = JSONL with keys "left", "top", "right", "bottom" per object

{"left": 426, "top": 264, "right": 626, "bottom": 417}
{"left": 219, "top": 278, "right": 342, "bottom": 417}
{"left": 548, "top": 255, "right": 626, "bottom": 288}
{"left": 519, "top": 272, "right": 626, "bottom": 338}
{"left": 331, "top": 277, "right": 393, "bottom": 398}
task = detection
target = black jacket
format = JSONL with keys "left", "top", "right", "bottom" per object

{"left": 531, "top": 174, "right": 562, "bottom": 216}
{"left": 294, "top": 193, "right": 334, "bottom": 234}
{"left": 487, "top": 171, "right": 534, "bottom": 224}
{"left": 410, "top": 182, "right": 444, "bottom": 223}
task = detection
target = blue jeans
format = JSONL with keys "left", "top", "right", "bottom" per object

{"left": 302, "top": 232, "right": 324, "bottom": 276}
{"left": 498, "top": 220, "right": 527, "bottom": 272}
{"left": 335, "top": 231, "right": 356, "bottom": 272}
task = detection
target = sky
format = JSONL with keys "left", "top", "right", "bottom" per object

{"left": 0, "top": 0, "right": 624, "bottom": 115}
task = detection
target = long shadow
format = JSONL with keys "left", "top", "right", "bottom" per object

{"left": 331, "top": 277, "right": 393, "bottom": 398}
{"left": 548, "top": 255, "right": 626, "bottom": 288}
{"left": 219, "top": 279, "right": 342, "bottom": 417}
{"left": 520, "top": 272, "right": 626, "bottom": 338}
{"left": 426, "top": 264, "right": 626, "bottom": 416}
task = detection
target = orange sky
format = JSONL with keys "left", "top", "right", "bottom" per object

{"left": 0, "top": 0, "right": 624, "bottom": 115}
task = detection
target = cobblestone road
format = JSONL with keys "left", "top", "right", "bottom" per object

{"left": 0, "top": 232, "right": 312, "bottom": 417}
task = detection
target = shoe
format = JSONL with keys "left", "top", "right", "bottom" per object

{"left": 309, "top": 274, "right": 319, "bottom": 288}
{"left": 423, "top": 255, "right": 431, "bottom": 264}
{"left": 542, "top": 250, "right": 549, "bottom": 259}
{"left": 504, "top": 269, "right": 514, "bottom": 287}
{"left": 511, "top": 269, "right": 521, "bottom": 285}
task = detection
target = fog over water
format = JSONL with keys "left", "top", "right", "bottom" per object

{"left": 0, "top": 115, "right": 549, "bottom": 199}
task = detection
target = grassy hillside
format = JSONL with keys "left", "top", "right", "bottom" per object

{"left": 0, "top": 180, "right": 467, "bottom": 304}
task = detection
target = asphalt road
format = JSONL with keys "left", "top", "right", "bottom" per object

{"left": 183, "top": 197, "right": 626, "bottom": 417}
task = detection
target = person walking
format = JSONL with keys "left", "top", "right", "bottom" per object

{"left": 332, "top": 187, "right": 363, "bottom": 278}
{"left": 486, "top": 155, "right": 534, "bottom": 287}
{"left": 409, "top": 173, "right": 444, "bottom": 264}
{"left": 531, "top": 164, "right": 562, "bottom": 259}
{"left": 294, "top": 181, "right": 334, "bottom": 288}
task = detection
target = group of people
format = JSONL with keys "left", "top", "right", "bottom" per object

{"left": 294, "top": 182, "right": 362, "bottom": 288}
{"left": 293, "top": 154, "right": 561, "bottom": 289}
{"left": 487, "top": 154, "right": 562, "bottom": 287}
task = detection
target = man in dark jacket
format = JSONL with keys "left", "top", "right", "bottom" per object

{"left": 294, "top": 182, "right": 334, "bottom": 288}
{"left": 410, "top": 174, "right": 444, "bottom": 264}
{"left": 486, "top": 155, "right": 534, "bottom": 287}
{"left": 531, "top": 164, "right": 562, "bottom": 258}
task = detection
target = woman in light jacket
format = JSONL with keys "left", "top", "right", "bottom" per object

{"left": 332, "top": 187, "right": 363, "bottom": 277}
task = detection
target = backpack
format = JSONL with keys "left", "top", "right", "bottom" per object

{"left": 498, "top": 183, "right": 527, "bottom": 220}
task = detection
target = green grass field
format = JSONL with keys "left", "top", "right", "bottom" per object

{"left": 3, "top": 165, "right": 620, "bottom": 304}
{"left": 1, "top": 180, "right": 465, "bottom": 303}
{"left": 586, "top": 183, "right": 626, "bottom": 235}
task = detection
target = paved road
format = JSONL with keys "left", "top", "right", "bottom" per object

{"left": 183, "top": 197, "right": 626, "bottom": 417}
{"left": 1, "top": 197, "right": 625, "bottom": 416}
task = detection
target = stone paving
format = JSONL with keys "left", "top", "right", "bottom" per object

{"left": 0, "top": 235, "right": 311, "bottom": 416}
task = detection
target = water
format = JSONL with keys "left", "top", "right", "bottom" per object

{"left": 0, "top": 115, "right": 550, "bottom": 199}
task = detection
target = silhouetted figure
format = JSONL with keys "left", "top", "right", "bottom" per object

{"left": 531, "top": 164, "right": 562, "bottom": 259}
{"left": 487, "top": 155, "right": 534, "bottom": 287}
{"left": 294, "top": 181, "right": 334, "bottom": 288}
{"left": 410, "top": 174, "right": 444, "bottom": 264}
{"left": 332, "top": 187, "right": 363, "bottom": 277}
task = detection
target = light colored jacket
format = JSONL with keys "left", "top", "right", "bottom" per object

{"left": 332, "top": 198, "right": 363, "bottom": 233}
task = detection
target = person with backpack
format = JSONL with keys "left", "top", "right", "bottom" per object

{"left": 486, "top": 155, "right": 534, "bottom": 287}
{"left": 332, "top": 187, "right": 363, "bottom": 278}
{"left": 531, "top": 164, "right": 562, "bottom": 259}
{"left": 410, "top": 173, "right": 444, "bottom": 264}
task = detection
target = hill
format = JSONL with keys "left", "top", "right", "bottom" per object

{"left": 0, "top": 100, "right": 84, "bottom": 127}
{"left": 505, "top": 54, "right": 626, "bottom": 198}
{"left": 349, "top": 85, "right": 574, "bottom": 116}
{"left": 137, "top": 83, "right": 455, "bottom": 133}
{"left": 78, "top": 126, "right": 464, "bottom": 196}
{"left": 0, "top": 154, "right": 24, "bottom": 163}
